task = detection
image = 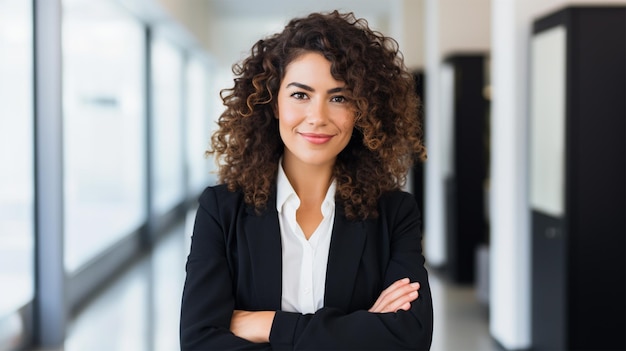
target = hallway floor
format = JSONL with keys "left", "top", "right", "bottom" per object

{"left": 39, "top": 213, "right": 502, "bottom": 351}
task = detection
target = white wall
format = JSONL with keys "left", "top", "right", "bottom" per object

{"left": 439, "top": 0, "right": 491, "bottom": 58}
{"left": 392, "top": 0, "right": 425, "bottom": 70}
{"left": 489, "top": 0, "right": 532, "bottom": 348}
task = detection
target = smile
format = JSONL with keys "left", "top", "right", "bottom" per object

{"left": 299, "top": 132, "right": 334, "bottom": 145}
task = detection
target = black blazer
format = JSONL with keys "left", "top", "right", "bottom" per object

{"left": 180, "top": 184, "right": 433, "bottom": 350}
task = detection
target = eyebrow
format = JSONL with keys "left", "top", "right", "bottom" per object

{"left": 286, "top": 82, "right": 345, "bottom": 94}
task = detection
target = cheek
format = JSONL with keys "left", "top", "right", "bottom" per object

{"left": 276, "top": 102, "right": 302, "bottom": 126}
{"left": 337, "top": 121, "right": 355, "bottom": 148}
{"left": 339, "top": 116, "right": 356, "bottom": 134}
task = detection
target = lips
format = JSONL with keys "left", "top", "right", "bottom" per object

{"left": 299, "top": 132, "right": 334, "bottom": 145}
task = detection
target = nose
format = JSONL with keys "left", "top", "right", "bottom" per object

{"left": 306, "top": 100, "right": 328, "bottom": 125}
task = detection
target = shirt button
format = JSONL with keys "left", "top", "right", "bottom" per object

{"left": 304, "top": 288, "right": 311, "bottom": 294}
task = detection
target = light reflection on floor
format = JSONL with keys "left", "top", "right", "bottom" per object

{"left": 63, "top": 220, "right": 188, "bottom": 351}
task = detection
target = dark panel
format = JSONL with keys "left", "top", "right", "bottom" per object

{"left": 443, "top": 55, "right": 488, "bottom": 284}
{"left": 531, "top": 6, "right": 626, "bottom": 350}
{"left": 565, "top": 7, "right": 626, "bottom": 350}
{"left": 531, "top": 211, "right": 566, "bottom": 351}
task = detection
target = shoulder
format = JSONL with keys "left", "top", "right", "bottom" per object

{"left": 198, "top": 183, "right": 278, "bottom": 217}
{"left": 377, "top": 190, "right": 421, "bottom": 221}
{"left": 378, "top": 190, "right": 418, "bottom": 210}
{"left": 198, "top": 184, "right": 246, "bottom": 213}
{"left": 374, "top": 190, "right": 423, "bottom": 240}
{"left": 200, "top": 183, "right": 242, "bottom": 199}
{"left": 199, "top": 183, "right": 242, "bottom": 200}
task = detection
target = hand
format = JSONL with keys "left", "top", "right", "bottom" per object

{"left": 230, "top": 310, "right": 275, "bottom": 343}
{"left": 369, "top": 278, "right": 420, "bottom": 313}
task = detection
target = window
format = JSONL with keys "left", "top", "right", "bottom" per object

{"left": 62, "top": 0, "right": 146, "bottom": 272}
{"left": 0, "top": 0, "right": 34, "bottom": 346}
{"left": 185, "top": 56, "right": 213, "bottom": 194}
{"left": 150, "top": 36, "right": 185, "bottom": 215}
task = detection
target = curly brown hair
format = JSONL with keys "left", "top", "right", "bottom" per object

{"left": 208, "top": 10, "right": 426, "bottom": 220}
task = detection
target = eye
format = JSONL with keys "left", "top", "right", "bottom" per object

{"left": 290, "top": 92, "right": 308, "bottom": 100}
{"left": 330, "top": 96, "right": 347, "bottom": 103}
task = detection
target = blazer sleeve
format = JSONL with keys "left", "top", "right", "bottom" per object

{"left": 269, "top": 192, "right": 434, "bottom": 350}
{"left": 179, "top": 187, "right": 272, "bottom": 351}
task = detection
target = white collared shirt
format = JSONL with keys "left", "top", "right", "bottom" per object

{"left": 276, "top": 162, "right": 335, "bottom": 314}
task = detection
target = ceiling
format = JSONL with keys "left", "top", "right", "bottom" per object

{"left": 206, "top": 0, "right": 394, "bottom": 18}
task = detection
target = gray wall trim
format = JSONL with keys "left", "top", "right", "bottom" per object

{"left": 33, "top": 0, "right": 66, "bottom": 347}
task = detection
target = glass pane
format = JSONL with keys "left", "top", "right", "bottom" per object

{"left": 0, "top": 0, "right": 34, "bottom": 321}
{"left": 529, "top": 26, "right": 566, "bottom": 217}
{"left": 62, "top": 0, "right": 146, "bottom": 272}
{"left": 186, "top": 57, "right": 212, "bottom": 194}
{"left": 151, "top": 37, "right": 185, "bottom": 215}
{"left": 0, "top": 1, "right": 34, "bottom": 348}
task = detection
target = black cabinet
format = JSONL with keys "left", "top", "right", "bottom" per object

{"left": 529, "top": 6, "right": 625, "bottom": 350}
{"left": 441, "top": 54, "right": 489, "bottom": 284}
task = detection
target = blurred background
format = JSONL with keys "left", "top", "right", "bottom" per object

{"left": 0, "top": 0, "right": 624, "bottom": 350}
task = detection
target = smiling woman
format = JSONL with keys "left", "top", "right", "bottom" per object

{"left": 277, "top": 52, "right": 356, "bottom": 171}
{"left": 180, "top": 10, "right": 433, "bottom": 350}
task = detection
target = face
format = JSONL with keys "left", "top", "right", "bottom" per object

{"left": 276, "top": 52, "right": 355, "bottom": 170}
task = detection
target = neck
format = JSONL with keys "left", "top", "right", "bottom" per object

{"left": 282, "top": 160, "right": 334, "bottom": 203}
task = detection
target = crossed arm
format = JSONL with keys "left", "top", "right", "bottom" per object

{"left": 230, "top": 278, "right": 422, "bottom": 343}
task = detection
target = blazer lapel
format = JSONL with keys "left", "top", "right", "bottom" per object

{"left": 241, "top": 195, "right": 368, "bottom": 312}
{"left": 324, "top": 205, "right": 367, "bottom": 310}
{"left": 244, "top": 199, "right": 282, "bottom": 310}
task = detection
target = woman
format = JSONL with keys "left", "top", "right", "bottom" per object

{"left": 180, "top": 10, "right": 433, "bottom": 350}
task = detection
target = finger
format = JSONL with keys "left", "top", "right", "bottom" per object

{"left": 380, "top": 282, "right": 420, "bottom": 307}
{"left": 370, "top": 281, "right": 420, "bottom": 313}
{"left": 374, "top": 287, "right": 418, "bottom": 313}
{"left": 382, "top": 278, "right": 411, "bottom": 296}
{"left": 382, "top": 289, "right": 419, "bottom": 313}
{"left": 370, "top": 278, "right": 410, "bottom": 311}
{"left": 370, "top": 279, "right": 415, "bottom": 312}
{"left": 383, "top": 281, "right": 420, "bottom": 311}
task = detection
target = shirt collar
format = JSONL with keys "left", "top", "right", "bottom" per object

{"left": 276, "top": 159, "right": 336, "bottom": 214}
{"left": 276, "top": 160, "right": 298, "bottom": 213}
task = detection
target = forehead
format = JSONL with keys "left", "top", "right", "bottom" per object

{"left": 281, "top": 52, "right": 343, "bottom": 85}
{"left": 285, "top": 52, "right": 329, "bottom": 72}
